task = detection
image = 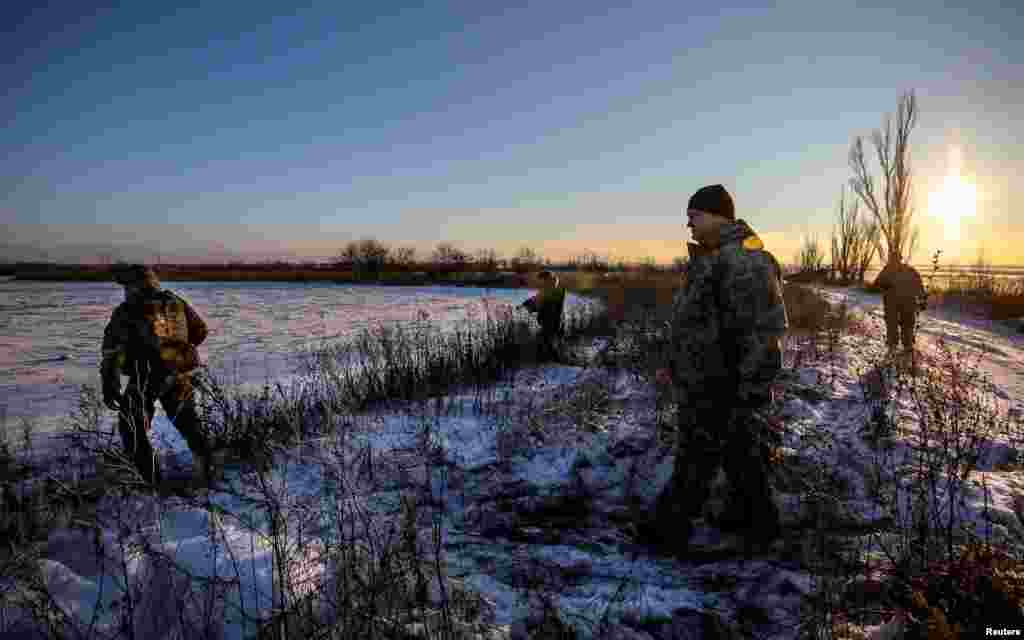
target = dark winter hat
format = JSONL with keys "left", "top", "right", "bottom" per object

{"left": 112, "top": 264, "right": 160, "bottom": 288}
{"left": 687, "top": 184, "right": 735, "bottom": 220}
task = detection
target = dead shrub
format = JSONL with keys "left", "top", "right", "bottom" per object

{"left": 896, "top": 541, "right": 1024, "bottom": 637}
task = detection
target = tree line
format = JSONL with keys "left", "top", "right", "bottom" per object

{"left": 331, "top": 240, "right": 684, "bottom": 275}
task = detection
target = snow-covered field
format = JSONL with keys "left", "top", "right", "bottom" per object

{"left": 3, "top": 285, "right": 1023, "bottom": 639}
{"left": 0, "top": 279, "right": 586, "bottom": 439}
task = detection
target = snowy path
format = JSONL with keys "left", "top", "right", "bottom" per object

{"left": 818, "top": 285, "right": 1024, "bottom": 416}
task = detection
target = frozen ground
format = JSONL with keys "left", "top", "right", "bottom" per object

{"left": 1, "top": 279, "right": 584, "bottom": 440}
{"left": 4, "top": 286, "right": 1024, "bottom": 638}
{"left": 818, "top": 285, "right": 1024, "bottom": 412}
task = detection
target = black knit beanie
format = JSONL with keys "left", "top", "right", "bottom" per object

{"left": 112, "top": 264, "right": 160, "bottom": 289}
{"left": 687, "top": 184, "right": 735, "bottom": 220}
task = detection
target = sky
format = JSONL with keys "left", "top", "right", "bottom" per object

{"left": 3, "top": 1, "right": 1022, "bottom": 266}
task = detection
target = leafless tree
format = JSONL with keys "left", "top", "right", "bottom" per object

{"left": 509, "top": 247, "right": 542, "bottom": 273}
{"left": 391, "top": 246, "right": 417, "bottom": 270}
{"left": 575, "top": 250, "right": 608, "bottom": 273}
{"left": 337, "top": 243, "right": 358, "bottom": 267}
{"left": 474, "top": 248, "right": 500, "bottom": 272}
{"left": 337, "top": 237, "right": 391, "bottom": 273}
{"left": 855, "top": 218, "right": 881, "bottom": 283}
{"left": 831, "top": 185, "right": 877, "bottom": 283}
{"left": 432, "top": 242, "right": 469, "bottom": 272}
{"left": 849, "top": 90, "right": 920, "bottom": 264}
{"left": 359, "top": 238, "right": 390, "bottom": 269}
{"left": 796, "top": 233, "right": 827, "bottom": 274}
{"left": 638, "top": 256, "right": 659, "bottom": 273}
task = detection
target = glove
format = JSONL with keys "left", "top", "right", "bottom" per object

{"left": 103, "top": 384, "right": 123, "bottom": 411}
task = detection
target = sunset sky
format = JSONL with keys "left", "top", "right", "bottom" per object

{"left": 4, "top": 2, "right": 1022, "bottom": 266}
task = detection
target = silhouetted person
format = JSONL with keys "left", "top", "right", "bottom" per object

{"left": 874, "top": 256, "right": 927, "bottom": 357}
{"left": 101, "top": 265, "right": 210, "bottom": 485}
{"left": 520, "top": 271, "right": 566, "bottom": 362}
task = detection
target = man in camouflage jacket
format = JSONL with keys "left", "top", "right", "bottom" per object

{"left": 647, "top": 184, "right": 788, "bottom": 556}
{"left": 101, "top": 265, "right": 210, "bottom": 484}
{"left": 874, "top": 255, "right": 927, "bottom": 356}
{"left": 520, "top": 270, "right": 567, "bottom": 362}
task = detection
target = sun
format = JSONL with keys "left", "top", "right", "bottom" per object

{"left": 928, "top": 173, "right": 977, "bottom": 241}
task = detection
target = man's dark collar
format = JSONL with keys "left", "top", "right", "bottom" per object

{"left": 688, "top": 242, "right": 715, "bottom": 259}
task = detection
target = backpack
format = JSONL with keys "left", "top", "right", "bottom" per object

{"left": 121, "top": 290, "right": 201, "bottom": 377}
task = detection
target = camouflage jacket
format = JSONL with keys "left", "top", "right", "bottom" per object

{"left": 874, "top": 262, "right": 926, "bottom": 307}
{"left": 101, "top": 288, "right": 208, "bottom": 388}
{"left": 524, "top": 285, "right": 567, "bottom": 335}
{"left": 668, "top": 219, "right": 787, "bottom": 412}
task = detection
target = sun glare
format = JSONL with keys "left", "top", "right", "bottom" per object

{"left": 928, "top": 172, "right": 977, "bottom": 242}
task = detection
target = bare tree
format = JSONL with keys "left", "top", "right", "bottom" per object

{"left": 432, "top": 242, "right": 469, "bottom": 272}
{"left": 359, "top": 238, "right": 390, "bottom": 272}
{"left": 849, "top": 90, "right": 920, "bottom": 264}
{"left": 638, "top": 256, "right": 659, "bottom": 273}
{"left": 509, "top": 247, "right": 541, "bottom": 273}
{"left": 391, "top": 246, "right": 417, "bottom": 270}
{"left": 336, "top": 242, "right": 359, "bottom": 268}
{"left": 831, "top": 184, "right": 877, "bottom": 283}
{"left": 575, "top": 250, "right": 608, "bottom": 273}
{"left": 855, "top": 217, "right": 881, "bottom": 283}
{"left": 474, "top": 248, "right": 500, "bottom": 272}
{"left": 831, "top": 186, "right": 856, "bottom": 283}
{"left": 796, "top": 233, "right": 826, "bottom": 274}
{"left": 337, "top": 237, "right": 390, "bottom": 273}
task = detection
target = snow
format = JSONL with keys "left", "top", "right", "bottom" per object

{"left": 819, "top": 285, "right": 1024, "bottom": 412}
{"left": 0, "top": 279, "right": 587, "bottom": 444}
{"left": 4, "top": 283, "right": 1024, "bottom": 638}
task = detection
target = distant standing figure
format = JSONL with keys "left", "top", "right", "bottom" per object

{"left": 101, "top": 265, "right": 210, "bottom": 485}
{"left": 520, "top": 271, "right": 567, "bottom": 362}
{"left": 874, "top": 256, "right": 927, "bottom": 355}
{"left": 647, "top": 184, "right": 788, "bottom": 557}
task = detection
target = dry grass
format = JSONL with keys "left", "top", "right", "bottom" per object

{"left": 934, "top": 276, "right": 1024, "bottom": 321}
{"left": 794, "top": 293, "right": 1024, "bottom": 638}
{"left": 0, "top": 293, "right": 611, "bottom": 639}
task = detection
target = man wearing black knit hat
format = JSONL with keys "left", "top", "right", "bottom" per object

{"left": 643, "top": 184, "right": 789, "bottom": 558}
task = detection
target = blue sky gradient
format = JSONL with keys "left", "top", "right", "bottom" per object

{"left": 4, "top": 1, "right": 1022, "bottom": 264}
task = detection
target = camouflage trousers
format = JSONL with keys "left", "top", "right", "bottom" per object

{"left": 653, "top": 406, "right": 779, "bottom": 544}
{"left": 118, "top": 373, "right": 208, "bottom": 484}
{"left": 883, "top": 302, "right": 918, "bottom": 353}
{"left": 538, "top": 328, "right": 563, "bottom": 362}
